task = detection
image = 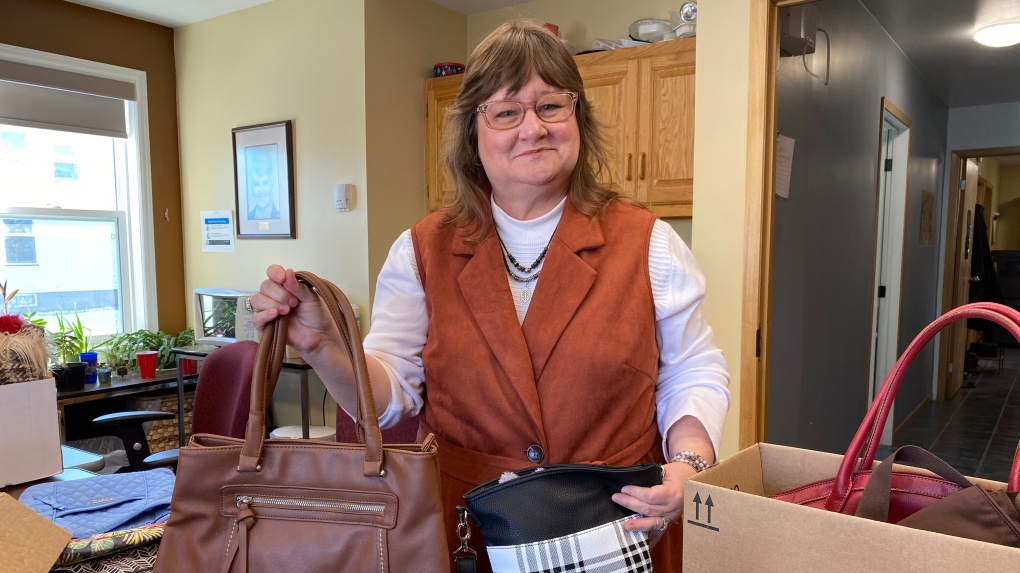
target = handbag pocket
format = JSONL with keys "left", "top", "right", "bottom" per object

{"left": 485, "top": 515, "right": 652, "bottom": 573}
{"left": 220, "top": 485, "right": 397, "bottom": 527}
{"left": 218, "top": 486, "right": 400, "bottom": 572}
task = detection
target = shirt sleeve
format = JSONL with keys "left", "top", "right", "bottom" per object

{"left": 649, "top": 220, "right": 731, "bottom": 459}
{"left": 360, "top": 230, "right": 428, "bottom": 429}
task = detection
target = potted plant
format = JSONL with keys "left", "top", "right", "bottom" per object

{"left": 102, "top": 327, "right": 196, "bottom": 372}
{"left": 48, "top": 307, "right": 95, "bottom": 391}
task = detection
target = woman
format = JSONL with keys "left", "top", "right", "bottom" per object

{"left": 251, "top": 20, "right": 729, "bottom": 572}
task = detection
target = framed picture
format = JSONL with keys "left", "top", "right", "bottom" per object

{"left": 232, "top": 120, "right": 295, "bottom": 238}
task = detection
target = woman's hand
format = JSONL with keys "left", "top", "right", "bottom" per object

{"left": 249, "top": 265, "right": 340, "bottom": 358}
{"left": 611, "top": 461, "right": 697, "bottom": 545}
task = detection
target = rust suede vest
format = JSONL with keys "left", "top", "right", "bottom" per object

{"left": 412, "top": 199, "right": 682, "bottom": 572}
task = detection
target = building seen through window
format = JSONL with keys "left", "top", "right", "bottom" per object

{"left": 1, "top": 124, "right": 127, "bottom": 336}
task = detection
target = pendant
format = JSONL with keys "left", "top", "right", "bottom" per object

{"left": 521, "top": 287, "right": 531, "bottom": 302}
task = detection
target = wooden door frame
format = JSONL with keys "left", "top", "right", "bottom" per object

{"left": 865, "top": 99, "right": 912, "bottom": 441}
{"left": 740, "top": 0, "right": 816, "bottom": 448}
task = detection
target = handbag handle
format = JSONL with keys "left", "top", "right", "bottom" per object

{"left": 854, "top": 445, "right": 973, "bottom": 522}
{"left": 237, "top": 271, "right": 386, "bottom": 478}
{"left": 825, "top": 303, "right": 1020, "bottom": 512}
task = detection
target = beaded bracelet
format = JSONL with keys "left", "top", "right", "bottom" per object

{"left": 669, "top": 450, "right": 710, "bottom": 473}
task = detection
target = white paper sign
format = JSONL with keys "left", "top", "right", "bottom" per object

{"left": 775, "top": 134, "right": 795, "bottom": 199}
{"left": 201, "top": 210, "right": 235, "bottom": 252}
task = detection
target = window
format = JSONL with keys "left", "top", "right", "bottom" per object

{"left": 3, "top": 218, "right": 35, "bottom": 264}
{"left": 0, "top": 43, "right": 155, "bottom": 337}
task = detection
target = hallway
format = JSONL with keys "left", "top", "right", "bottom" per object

{"left": 879, "top": 348, "right": 1020, "bottom": 482}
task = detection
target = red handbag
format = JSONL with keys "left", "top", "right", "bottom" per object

{"left": 771, "top": 302, "right": 1020, "bottom": 522}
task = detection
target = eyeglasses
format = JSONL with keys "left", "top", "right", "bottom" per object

{"left": 475, "top": 92, "right": 578, "bottom": 130}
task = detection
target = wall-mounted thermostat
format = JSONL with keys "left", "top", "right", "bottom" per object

{"left": 334, "top": 184, "right": 354, "bottom": 211}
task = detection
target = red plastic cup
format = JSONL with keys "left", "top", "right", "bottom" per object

{"left": 181, "top": 358, "right": 198, "bottom": 376}
{"left": 137, "top": 350, "right": 158, "bottom": 378}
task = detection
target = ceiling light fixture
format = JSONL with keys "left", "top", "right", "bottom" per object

{"left": 974, "top": 22, "right": 1020, "bottom": 47}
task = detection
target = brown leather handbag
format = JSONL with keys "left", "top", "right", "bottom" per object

{"left": 153, "top": 272, "right": 448, "bottom": 573}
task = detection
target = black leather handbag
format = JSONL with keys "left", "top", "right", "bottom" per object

{"left": 457, "top": 463, "right": 663, "bottom": 573}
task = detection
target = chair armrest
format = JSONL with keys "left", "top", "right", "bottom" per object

{"left": 93, "top": 411, "right": 176, "bottom": 426}
{"left": 144, "top": 448, "right": 179, "bottom": 468}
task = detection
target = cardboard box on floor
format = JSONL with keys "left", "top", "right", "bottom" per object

{"left": 0, "top": 493, "right": 71, "bottom": 573}
{"left": 0, "top": 378, "right": 62, "bottom": 487}
{"left": 683, "top": 443, "right": 1020, "bottom": 572}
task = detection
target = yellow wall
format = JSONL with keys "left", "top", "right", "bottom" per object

{"left": 177, "top": 0, "right": 369, "bottom": 318}
{"left": 365, "top": 1, "right": 466, "bottom": 302}
{"left": 690, "top": 0, "right": 752, "bottom": 458}
{"left": 176, "top": 0, "right": 369, "bottom": 429}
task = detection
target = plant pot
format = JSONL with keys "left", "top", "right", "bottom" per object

{"left": 53, "top": 362, "right": 87, "bottom": 392}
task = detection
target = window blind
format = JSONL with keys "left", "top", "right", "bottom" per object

{"left": 0, "top": 59, "right": 133, "bottom": 139}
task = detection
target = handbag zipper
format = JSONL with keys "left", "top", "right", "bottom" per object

{"left": 235, "top": 495, "right": 385, "bottom": 514}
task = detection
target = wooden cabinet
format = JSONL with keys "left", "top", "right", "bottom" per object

{"left": 424, "top": 74, "right": 462, "bottom": 213}
{"left": 423, "top": 38, "right": 696, "bottom": 218}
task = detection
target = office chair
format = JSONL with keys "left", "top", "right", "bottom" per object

{"left": 93, "top": 341, "right": 259, "bottom": 471}
{"left": 335, "top": 405, "right": 420, "bottom": 444}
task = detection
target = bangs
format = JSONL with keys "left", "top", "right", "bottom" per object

{"left": 462, "top": 22, "right": 581, "bottom": 103}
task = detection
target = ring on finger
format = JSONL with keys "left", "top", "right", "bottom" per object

{"left": 244, "top": 297, "right": 255, "bottom": 312}
{"left": 657, "top": 516, "right": 670, "bottom": 532}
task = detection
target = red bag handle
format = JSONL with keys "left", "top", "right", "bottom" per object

{"left": 824, "top": 302, "right": 1020, "bottom": 512}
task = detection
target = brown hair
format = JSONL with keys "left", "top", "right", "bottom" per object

{"left": 441, "top": 19, "right": 622, "bottom": 241}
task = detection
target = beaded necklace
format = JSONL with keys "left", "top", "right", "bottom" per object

{"left": 494, "top": 228, "right": 554, "bottom": 302}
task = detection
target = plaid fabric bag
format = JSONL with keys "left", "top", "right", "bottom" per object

{"left": 486, "top": 515, "right": 652, "bottom": 573}
{"left": 460, "top": 463, "right": 662, "bottom": 573}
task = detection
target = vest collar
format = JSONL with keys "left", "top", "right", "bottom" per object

{"left": 454, "top": 198, "right": 606, "bottom": 436}
{"left": 450, "top": 196, "right": 605, "bottom": 257}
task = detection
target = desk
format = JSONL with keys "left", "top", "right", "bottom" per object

{"left": 171, "top": 345, "right": 314, "bottom": 445}
{"left": 57, "top": 369, "right": 183, "bottom": 443}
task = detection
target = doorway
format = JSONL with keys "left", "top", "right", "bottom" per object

{"left": 867, "top": 100, "right": 911, "bottom": 445}
{"left": 936, "top": 149, "right": 1020, "bottom": 401}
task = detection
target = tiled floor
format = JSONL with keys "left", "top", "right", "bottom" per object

{"left": 876, "top": 348, "right": 1020, "bottom": 483}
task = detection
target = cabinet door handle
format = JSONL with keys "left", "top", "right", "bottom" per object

{"left": 626, "top": 153, "right": 633, "bottom": 181}
{"left": 639, "top": 153, "right": 646, "bottom": 180}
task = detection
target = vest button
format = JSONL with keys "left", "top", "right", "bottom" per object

{"left": 526, "top": 445, "right": 545, "bottom": 463}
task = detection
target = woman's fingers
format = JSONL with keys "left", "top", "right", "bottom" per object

{"left": 249, "top": 307, "right": 279, "bottom": 332}
{"left": 612, "top": 479, "right": 685, "bottom": 534}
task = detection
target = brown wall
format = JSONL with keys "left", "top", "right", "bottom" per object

{"left": 0, "top": 0, "right": 185, "bottom": 333}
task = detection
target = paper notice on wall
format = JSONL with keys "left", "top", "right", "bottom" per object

{"left": 775, "top": 134, "right": 795, "bottom": 199}
{"left": 201, "top": 210, "right": 235, "bottom": 252}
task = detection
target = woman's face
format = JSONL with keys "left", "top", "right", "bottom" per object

{"left": 476, "top": 73, "right": 580, "bottom": 199}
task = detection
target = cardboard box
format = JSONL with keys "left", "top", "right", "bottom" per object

{"left": 0, "top": 493, "right": 71, "bottom": 573}
{"left": 0, "top": 378, "right": 62, "bottom": 487}
{"left": 683, "top": 443, "right": 1020, "bottom": 572}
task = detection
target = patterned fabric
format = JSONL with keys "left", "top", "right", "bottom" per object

{"left": 55, "top": 522, "right": 165, "bottom": 567}
{"left": 486, "top": 516, "right": 653, "bottom": 573}
{"left": 0, "top": 323, "right": 50, "bottom": 384}
{"left": 50, "top": 542, "right": 158, "bottom": 573}
{"left": 20, "top": 469, "right": 174, "bottom": 538}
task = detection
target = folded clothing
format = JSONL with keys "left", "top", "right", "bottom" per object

{"left": 20, "top": 468, "right": 174, "bottom": 538}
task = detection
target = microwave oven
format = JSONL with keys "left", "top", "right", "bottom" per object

{"left": 193, "top": 288, "right": 257, "bottom": 346}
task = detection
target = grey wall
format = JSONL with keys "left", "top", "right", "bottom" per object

{"left": 768, "top": 0, "right": 948, "bottom": 453}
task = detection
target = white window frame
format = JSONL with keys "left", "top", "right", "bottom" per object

{"left": 0, "top": 43, "right": 157, "bottom": 332}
